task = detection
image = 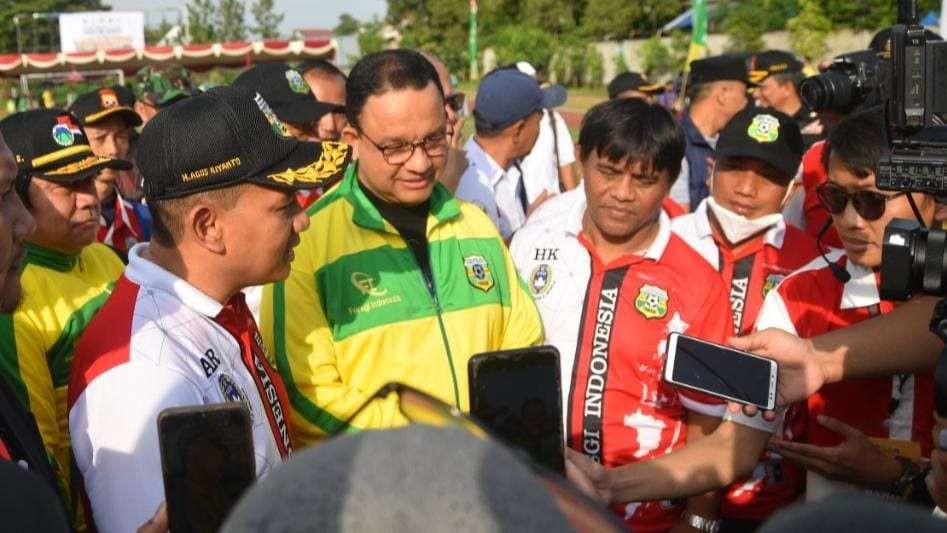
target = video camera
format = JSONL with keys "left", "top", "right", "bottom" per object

{"left": 873, "top": 0, "right": 947, "bottom": 418}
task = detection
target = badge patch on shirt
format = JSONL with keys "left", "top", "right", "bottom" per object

{"left": 464, "top": 255, "right": 494, "bottom": 292}
{"left": 218, "top": 374, "right": 253, "bottom": 420}
{"left": 762, "top": 274, "right": 784, "bottom": 299}
{"left": 529, "top": 264, "right": 553, "bottom": 297}
{"left": 635, "top": 284, "right": 669, "bottom": 319}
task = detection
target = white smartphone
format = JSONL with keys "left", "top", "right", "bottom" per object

{"left": 664, "top": 333, "right": 778, "bottom": 410}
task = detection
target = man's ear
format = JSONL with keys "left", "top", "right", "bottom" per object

{"left": 188, "top": 203, "right": 226, "bottom": 254}
{"left": 342, "top": 125, "right": 360, "bottom": 159}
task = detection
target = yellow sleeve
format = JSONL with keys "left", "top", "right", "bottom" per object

{"left": 0, "top": 311, "right": 69, "bottom": 497}
{"left": 260, "top": 262, "right": 402, "bottom": 448}
{"left": 498, "top": 242, "right": 544, "bottom": 349}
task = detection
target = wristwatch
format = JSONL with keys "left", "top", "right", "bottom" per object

{"left": 681, "top": 512, "right": 722, "bottom": 533}
{"left": 890, "top": 456, "right": 921, "bottom": 499}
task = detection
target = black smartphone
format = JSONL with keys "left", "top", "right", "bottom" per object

{"left": 158, "top": 403, "right": 256, "bottom": 533}
{"left": 468, "top": 346, "right": 565, "bottom": 474}
{"left": 664, "top": 333, "right": 778, "bottom": 410}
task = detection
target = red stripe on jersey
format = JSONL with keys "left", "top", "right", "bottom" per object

{"left": 801, "top": 141, "right": 842, "bottom": 248}
{"left": 68, "top": 276, "right": 140, "bottom": 409}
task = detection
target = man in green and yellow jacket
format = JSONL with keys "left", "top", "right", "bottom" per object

{"left": 261, "top": 50, "right": 543, "bottom": 446}
{"left": 0, "top": 109, "right": 128, "bottom": 521}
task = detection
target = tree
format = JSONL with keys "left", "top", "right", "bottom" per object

{"left": 335, "top": 13, "right": 360, "bottom": 36}
{"left": 581, "top": 0, "right": 686, "bottom": 40}
{"left": 787, "top": 0, "right": 832, "bottom": 62}
{"left": 187, "top": 0, "right": 219, "bottom": 43}
{"left": 1, "top": 0, "right": 108, "bottom": 53}
{"left": 490, "top": 25, "right": 556, "bottom": 73}
{"left": 722, "top": 0, "right": 765, "bottom": 53}
{"left": 641, "top": 35, "right": 671, "bottom": 78}
{"left": 217, "top": 0, "right": 247, "bottom": 41}
{"left": 250, "top": 0, "right": 283, "bottom": 39}
{"left": 356, "top": 18, "right": 386, "bottom": 58}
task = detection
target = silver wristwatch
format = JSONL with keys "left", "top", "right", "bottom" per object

{"left": 682, "top": 512, "right": 722, "bottom": 533}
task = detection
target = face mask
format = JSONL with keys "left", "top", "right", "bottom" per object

{"left": 706, "top": 196, "right": 784, "bottom": 244}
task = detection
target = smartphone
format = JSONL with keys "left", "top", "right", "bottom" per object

{"left": 664, "top": 333, "right": 778, "bottom": 410}
{"left": 158, "top": 403, "right": 256, "bottom": 533}
{"left": 468, "top": 346, "right": 565, "bottom": 474}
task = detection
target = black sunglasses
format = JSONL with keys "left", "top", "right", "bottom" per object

{"left": 816, "top": 182, "right": 905, "bottom": 221}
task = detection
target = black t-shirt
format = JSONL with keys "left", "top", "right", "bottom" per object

{"left": 357, "top": 180, "right": 433, "bottom": 284}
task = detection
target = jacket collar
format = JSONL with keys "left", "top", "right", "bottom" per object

{"left": 566, "top": 187, "right": 673, "bottom": 262}
{"left": 125, "top": 243, "right": 224, "bottom": 318}
{"left": 24, "top": 243, "right": 79, "bottom": 273}
{"left": 840, "top": 257, "right": 881, "bottom": 310}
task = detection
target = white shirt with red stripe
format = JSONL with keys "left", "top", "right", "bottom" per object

{"left": 672, "top": 200, "right": 819, "bottom": 521}
{"left": 68, "top": 244, "right": 292, "bottom": 533}
{"left": 511, "top": 188, "right": 732, "bottom": 531}
{"left": 757, "top": 251, "right": 934, "bottom": 501}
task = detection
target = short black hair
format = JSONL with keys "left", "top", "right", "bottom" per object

{"left": 300, "top": 59, "right": 346, "bottom": 81}
{"left": 822, "top": 106, "right": 887, "bottom": 178}
{"left": 578, "top": 98, "right": 685, "bottom": 180}
{"left": 768, "top": 71, "right": 805, "bottom": 93}
{"left": 345, "top": 49, "right": 444, "bottom": 128}
{"left": 148, "top": 185, "right": 248, "bottom": 247}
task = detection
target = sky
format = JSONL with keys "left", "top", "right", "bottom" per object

{"left": 104, "top": 0, "right": 387, "bottom": 35}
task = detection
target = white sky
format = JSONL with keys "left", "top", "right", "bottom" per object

{"left": 104, "top": 0, "right": 387, "bottom": 35}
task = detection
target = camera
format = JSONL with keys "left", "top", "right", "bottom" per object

{"left": 799, "top": 50, "right": 886, "bottom": 115}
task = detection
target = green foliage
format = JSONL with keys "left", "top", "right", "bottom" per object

{"left": 641, "top": 35, "right": 671, "bottom": 78}
{"left": 388, "top": 0, "right": 470, "bottom": 78}
{"left": 335, "top": 13, "right": 360, "bottom": 37}
{"left": 787, "top": 0, "right": 831, "bottom": 61}
{"left": 821, "top": 0, "right": 939, "bottom": 31}
{"left": 1, "top": 0, "right": 107, "bottom": 53}
{"left": 519, "top": 0, "right": 576, "bottom": 35}
{"left": 611, "top": 50, "right": 629, "bottom": 75}
{"left": 721, "top": 0, "right": 765, "bottom": 53}
{"left": 144, "top": 20, "right": 175, "bottom": 45}
{"left": 185, "top": 0, "right": 248, "bottom": 43}
{"left": 250, "top": 0, "right": 283, "bottom": 39}
{"left": 585, "top": 45, "right": 604, "bottom": 87}
{"left": 490, "top": 25, "right": 555, "bottom": 72}
{"left": 356, "top": 18, "right": 386, "bottom": 58}
{"left": 581, "top": 0, "right": 686, "bottom": 40}
{"left": 187, "top": 0, "right": 220, "bottom": 42}
{"left": 217, "top": 0, "right": 247, "bottom": 41}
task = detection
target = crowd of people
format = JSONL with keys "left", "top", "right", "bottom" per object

{"left": 0, "top": 33, "right": 945, "bottom": 533}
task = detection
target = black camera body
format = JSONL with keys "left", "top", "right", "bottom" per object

{"left": 800, "top": 50, "right": 886, "bottom": 116}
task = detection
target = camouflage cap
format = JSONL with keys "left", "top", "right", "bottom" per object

{"left": 134, "top": 65, "right": 197, "bottom": 107}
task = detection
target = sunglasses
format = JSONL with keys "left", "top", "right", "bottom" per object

{"left": 816, "top": 182, "right": 906, "bottom": 221}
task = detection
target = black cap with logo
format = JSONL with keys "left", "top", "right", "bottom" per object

{"left": 607, "top": 72, "right": 663, "bottom": 99}
{"left": 688, "top": 55, "right": 755, "bottom": 87}
{"left": 716, "top": 107, "right": 804, "bottom": 182}
{"left": 0, "top": 109, "right": 133, "bottom": 200}
{"left": 749, "top": 50, "right": 804, "bottom": 84}
{"left": 233, "top": 62, "right": 342, "bottom": 125}
{"left": 138, "top": 85, "right": 352, "bottom": 201}
{"left": 70, "top": 85, "right": 143, "bottom": 128}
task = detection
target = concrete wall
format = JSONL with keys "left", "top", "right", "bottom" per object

{"left": 596, "top": 29, "right": 874, "bottom": 83}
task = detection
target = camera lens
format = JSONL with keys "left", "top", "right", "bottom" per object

{"left": 800, "top": 72, "right": 854, "bottom": 113}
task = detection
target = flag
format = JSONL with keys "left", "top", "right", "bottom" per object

{"left": 685, "top": 0, "right": 709, "bottom": 71}
{"left": 469, "top": 0, "right": 479, "bottom": 79}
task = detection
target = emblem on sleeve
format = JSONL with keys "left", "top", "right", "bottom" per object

{"left": 635, "top": 284, "right": 669, "bottom": 319}
{"left": 529, "top": 264, "right": 553, "bottom": 297}
{"left": 464, "top": 255, "right": 494, "bottom": 292}
{"left": 218, "top": 374, "right": 253, "bottom": 420}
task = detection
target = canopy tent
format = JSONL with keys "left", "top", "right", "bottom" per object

{"left": 0, "top": 39, "right": 336, "bottom": 77}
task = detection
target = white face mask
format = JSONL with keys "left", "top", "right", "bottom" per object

{"left": 706, "top": 196, "right": 784, "bottom": 244}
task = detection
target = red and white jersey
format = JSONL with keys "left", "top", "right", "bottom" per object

{"left": 68, "top": 244, "right": 293, "bottom": 533}
{"left": 511, "top": 188, "right": 732, "bottom": 531}
{"left": 757, "top": 251, "right": 935, "bottom": 500}
{"left": 672, "top": 200, "right": 819, "bottom": 520}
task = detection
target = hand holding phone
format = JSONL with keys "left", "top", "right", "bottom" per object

{"left": 664, "top": 333, "right": 778, "bottom": 410}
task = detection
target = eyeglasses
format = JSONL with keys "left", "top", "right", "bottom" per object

{"left": 816, "top": 182, "right": 906, "bottom": 221}
{"left": 358, "top": 129, "right": 449, "bottom": 166}
{"left": 445, "top": 92, "right": 466, "bottom": 115}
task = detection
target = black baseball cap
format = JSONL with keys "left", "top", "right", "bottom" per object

{"left": 688, "top": 55, "right": 755, "bottom": 87}
{"left": 69, "top": 86, "right": 143, "bottom": 128}
{"left": 607, "top": 72, "right": 663, "bottom": 99}
{"left": 716, "top": 107, "right": 804, "bottom": 181}
{"left": 750, "top": 51, "right": 804, "bottom": 84}
{"left": 473, "top": 69, "right": 566, "bottom": 133}
{"left": 0, "top": 109, "right": 133, "bottom": 196}
{"left": 138, "top": 86, "right": 352, "bottom": 201}
{"left": 233, "top": 62, "right": 341, "bottom": 125}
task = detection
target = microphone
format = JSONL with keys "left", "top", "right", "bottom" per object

{"left": 817, "top": 218, "right": 851, "bottom": 283}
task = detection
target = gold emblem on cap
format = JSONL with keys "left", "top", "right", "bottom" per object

{"left": 267, "top": 142, "right": 351, "bottom": 185}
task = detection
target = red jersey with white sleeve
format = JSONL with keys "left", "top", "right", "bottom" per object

{"left": 68, "top": 244, "right": 293, "bottom": 533}
{"left": 756, "top": 251, "right": 935, "bottom": 500}
{"left": 800, "top": 141, "right": 843, "bottom": 248}
{"left": 511, "top": 188, "right": 732, "bottom": 531}
{"left": 672, "top": 200, "right": 818, "bottom": 520}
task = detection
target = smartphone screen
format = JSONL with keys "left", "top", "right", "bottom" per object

{"left": 158, "top": 403, "right": 256, "bottom": 533}
{"left": 665, "top": 333, "right": 777, "bottom": 409}
{"left": 468, "top": 346, "right": 565, "bottom": 474}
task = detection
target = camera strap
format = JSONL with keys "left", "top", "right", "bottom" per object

{"left": 728, "top": 254, "right": 757, "bottom": 335}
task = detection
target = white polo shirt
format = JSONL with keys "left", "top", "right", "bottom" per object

{"left": 455, "top": 137, "right": 526, "bottom": 239}
{"left": 518, "top": 109, "right": 576, "bottom": 203}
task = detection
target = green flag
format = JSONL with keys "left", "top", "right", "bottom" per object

{"left": 469, "top": 0, "right": 479, "bottom": 80}
{"left": 686, "top": 0, "right": 708, "bottom": 70}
